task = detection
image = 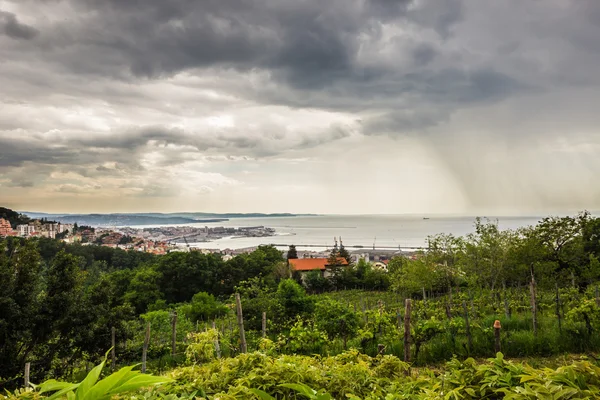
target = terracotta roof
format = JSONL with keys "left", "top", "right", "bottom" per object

{"left": 289, "top": 257, "right": 348, "bottom": 271}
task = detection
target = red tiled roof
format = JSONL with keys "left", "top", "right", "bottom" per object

{"left": 289, "top": 257, "right": 349, "bottom": 271}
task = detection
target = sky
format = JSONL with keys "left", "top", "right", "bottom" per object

{"left": 1, "top": 0, "right": 599, "bottom": 215}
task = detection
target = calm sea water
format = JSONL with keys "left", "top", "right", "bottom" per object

{"left": 183, "top": 215, "right": 545, "bottom": 251}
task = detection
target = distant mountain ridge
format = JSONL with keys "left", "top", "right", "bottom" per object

{"left": 19, "top": 211, "right": 314, "bottom": 227}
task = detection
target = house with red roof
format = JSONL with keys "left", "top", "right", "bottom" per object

{"left": 288, "top": 257, "right": 349, "bottom": 282}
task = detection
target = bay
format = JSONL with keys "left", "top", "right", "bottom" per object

{"left": 181, "top": 214, "right": 545, "bottom": 251}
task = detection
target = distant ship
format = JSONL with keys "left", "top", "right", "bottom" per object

{"left": 423, "top": 217, "right": 430, "bottom": 220}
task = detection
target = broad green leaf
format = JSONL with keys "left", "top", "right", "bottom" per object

{"left": 280, "top": 383, "right": 317, "bottom": 398}
{"left": 106, "top": 374, "right": 172, "bottom": 396}
{"left": 75, "top": 358, "right": 106, "bottom": 400}
{"left": 81, "top": 365, "right": 139, "bottom": 400}
{"left": 315, "top": 394, "right": 333, "bottom": 400}
{"left": 250, "top": 388, "right": 277, "bottom": 400}
{"left": 46, "top": 383, "right": 80, "bottom": 400}
{"left": 39, "top": 380, "right": 75, "bottom": 394}
{"left": 520, "top": 375, "right": 538, "bottom": 383}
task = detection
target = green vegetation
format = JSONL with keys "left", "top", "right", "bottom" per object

{"left": 3, "top": 210, "right": 600, "bottom": 398}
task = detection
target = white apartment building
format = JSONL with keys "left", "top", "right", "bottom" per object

{"left": 17, "top": 224, "right": 36, "bottom": 237}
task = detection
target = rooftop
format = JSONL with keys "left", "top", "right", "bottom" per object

{"left": 289, "top": 257, "right": 349, "bottom": 271}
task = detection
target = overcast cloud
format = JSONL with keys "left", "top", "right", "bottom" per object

{"left": 0, "top": 0, "right": 599, "bottom": 214}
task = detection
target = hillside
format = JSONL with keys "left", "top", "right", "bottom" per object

{"left": 0, "top": 207, "right": 30, "bottom": 228}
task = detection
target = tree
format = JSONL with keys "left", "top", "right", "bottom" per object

{"left": 287, "top": 245, "right": 298, "bottom": 259}
{"left": 276, "top": 279, "right": 315, "bottom": 321}
{"left": 338, "top": 238, "right": 352, "bottom": 265}
{"left": 183, "top": 291, "right": 228, "bottom": 323}
{"left": 124, "top": 266, "right": 163, "bottom": 314}
{"left": 304, "top": 270, "right": 330, "bottom": 293}
{"left": 315, "top": 299, "right": 359, "bottom": 348}
{"left": 0, "top": 240, "right": 44, "bottom": 380}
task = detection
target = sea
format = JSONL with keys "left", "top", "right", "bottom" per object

{"left": 181, "top": 215, "right": 546, "bottom": 251}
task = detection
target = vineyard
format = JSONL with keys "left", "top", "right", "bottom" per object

{"left": 85, "top": 285, "right": 600, "bottom": 371}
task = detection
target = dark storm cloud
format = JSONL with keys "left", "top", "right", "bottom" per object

{"left": 0, "top": 11, "right": 38, "bottom": 40}
{"left": 0, "top": 137, "right": 70, "bottom": 167}
{"left": 35, "top": 0, "right": 461, "bottom": 90}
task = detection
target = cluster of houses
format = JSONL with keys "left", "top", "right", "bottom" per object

{"left": 0, "top": 218, "right": 73, "bottom": 239}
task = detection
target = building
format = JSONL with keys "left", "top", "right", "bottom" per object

{"left": 288, "top": 257, "right": 349, "bottom": 282}
{"left": 17, "top": 224, "right": 36, "bottom": 237}
{"left": 372, "top": 260, "right": 389, "bottom": 272}
{"left": 0, "top": 218, "right": 16, "bottom": 237}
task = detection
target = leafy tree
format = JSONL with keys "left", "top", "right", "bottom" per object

{"left": 124, "top": 266, "right": 163, "bottom": 314}
{"left": 182, "top": 291, "right": 228, "bottom": 323}
{"left": 315, "top": 299, "right": 359, "bottom": 348}
{"left": 235, "top": 277, "right": 281, "bottom": 331}
{"left": 390, "top": 252, "right": 443, "bottom": 296}
{"left": 304, "top": 270, "right": 330, "bottom": 293}
{"left": 0, "top": 240, "right": 44, "bottom": 380}
{"left": 531, "top": 213, "right": 588, "bottom": 285}
{"left": 276, "top": 279, "right": 315, "bottom": 321}
{"left": 156, "top": 251, "right": 221, "bottom": 303}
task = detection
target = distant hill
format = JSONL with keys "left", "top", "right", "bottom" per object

{"left": 21, "top": 211, "right": 314, "bottom": 227}
{"left": 20, "top": 214, "right": 227, "bottom": 227}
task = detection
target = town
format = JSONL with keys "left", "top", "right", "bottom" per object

{"left": 0, "top": 214, "right": 276, "bottom": 255}
{"left": 0, "top": 213, "right": 400, "bottom": 262}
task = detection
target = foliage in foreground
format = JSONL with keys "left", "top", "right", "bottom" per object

{"left": 163, "top": 350, "right": 600, "bottom": 399}
{"left": 1, "top": 351, "right": 171, "bottom": 400}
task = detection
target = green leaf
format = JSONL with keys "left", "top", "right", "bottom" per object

{"left": 520, "top": 375, "right": 538, "bottom": 383}
{"left": 75, "top": 357, "right": 107, "bottom": 400}
{"left": 250, "top": 388, "right": 277, "bottom": 400}
{"left": 39, "top": 380, "right": 75, "bottom": 394}
{"left": 81, "top": 365, "right": 139, "bottom": 400}
{"left": 280, "top": 383, "right": 317, "bottom": 398}
{"left": 105, "top": 374, "right": 172, "bottom": 396}
{"left": 46, "top": 383, "right": 80, "bottom": 400}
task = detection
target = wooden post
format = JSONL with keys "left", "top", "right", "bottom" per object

{"left": 595, "top": 286, "right": 600, "bottom": 308}
{"left": 462, "top": 301, "right": 473, "bottom": 354}
{"left": 422, "top": 287, "right": 427, "bottom": 302}
{"left": 212, "top": 321, "right": 221, "bottom": 359}
{"left": 235, "top": 293, "right": 247, "bottom": 353}
{"left": 403, "top": 299, "right": 411, "bottom": 364}
{"left": 503, "top": 282, "right": 510, "bottom": 318}
{"left": 530, "top": 274, "right": 537, "bottom": 337}
{"left": 171, "top": 311, "right": 178, "bottom": 356}
{"left": 445, "top": 302, "right": 452, "bottom": 319}
{"left": 493, "top": 320, "right": 501, "bottom": 354}
{"left": 555, "top": 283, "right": 562, "bottom": 333}
{"left": 377, "top": 344, "right": 385, "bottom": 355}
{"left": 111, "top": 326, "right": 116, "bottom": 371}
{"left": 24, "top": 362, "right": 30, "bottom": 388}
{"left": 142, "top": 322, "right": 150, "bottom": 373}
{"left": 262, "top": 311, "right": 267, "bottom": 338}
